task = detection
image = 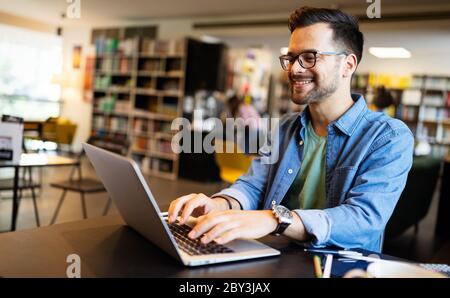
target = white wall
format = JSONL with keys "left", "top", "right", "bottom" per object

{"left": 59, "top": 26, "right": 93, "bottom": 152}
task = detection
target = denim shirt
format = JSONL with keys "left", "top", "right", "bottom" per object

{"left": 213, "top": 94, "right": 414, "bottom": 252}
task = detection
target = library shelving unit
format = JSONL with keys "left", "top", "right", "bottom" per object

{"left": 91, "top": 37, "right": 186, "bottom": 179}
{"left": 352, "top": 73, "right": 450, "bottom": 157}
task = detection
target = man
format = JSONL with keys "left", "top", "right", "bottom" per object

{"left": 168, "top": 7, "right": 414, "bottom": 252}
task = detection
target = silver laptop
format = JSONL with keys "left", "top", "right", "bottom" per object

{"left": 83, "top": 143, "right": 280, "bottom": 266}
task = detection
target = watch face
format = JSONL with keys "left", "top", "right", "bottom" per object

{"left": 276, "top": 206, "right": 293, "bottom": 219}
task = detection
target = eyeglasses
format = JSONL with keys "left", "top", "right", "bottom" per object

{"left": 279, "top": 50, "right": 348, "bottom": 71}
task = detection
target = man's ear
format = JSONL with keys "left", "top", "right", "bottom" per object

{"left": 343, "top": 53, "right": 358, "bottom": 78}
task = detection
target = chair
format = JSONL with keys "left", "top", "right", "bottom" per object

{"left": 384, "top": 156, "right": 442, "bottom": 238}
{"left": 41, "top": 117, "right": 77, "bottom": 153}
{"left": 49, "top": 136, "right": 128, "bottom": 225}
{"left": 214, "top": 139, "right": 255, "bottom": 184}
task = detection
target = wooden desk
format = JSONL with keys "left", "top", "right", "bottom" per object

{"left": 0, "top": 153, "right": 79, "bottom": 231}
{"left": 0, "top": 215, "right": 404, "bottom": 278}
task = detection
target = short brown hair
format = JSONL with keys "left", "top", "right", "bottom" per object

{"left": 288, "top": 6, "right": 364, "bottom": 65}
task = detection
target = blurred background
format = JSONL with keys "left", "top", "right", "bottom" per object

{"left": 0, "top": 0, "right": 449, "bottom": 264}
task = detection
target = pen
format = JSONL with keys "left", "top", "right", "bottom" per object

{"left": 313, "top": 255, "right": 323, "bottom": 278}
{"left": 322, "top": 254, "right": 333, "bottom": 278}
{"left": 304, "top": 248, "right": 362, "bottom": 256}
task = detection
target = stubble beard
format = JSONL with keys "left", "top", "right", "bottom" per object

{"left": 290, "top": 67, "right": 341, "bottom": 106}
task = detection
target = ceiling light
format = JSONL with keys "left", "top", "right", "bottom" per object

{"left": 369, "top": 47, "right": 411, "bottom": 59}
{"left": 200, "top": 35, "right": 221, "bottom": 44}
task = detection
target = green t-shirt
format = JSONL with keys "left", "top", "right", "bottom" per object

{"left": 282, "top": 121, "right": 327, "bottom": 210}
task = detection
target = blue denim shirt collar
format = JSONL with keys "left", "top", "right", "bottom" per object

{"left": 299, "top": 93, "right": 367, "bottom": 137}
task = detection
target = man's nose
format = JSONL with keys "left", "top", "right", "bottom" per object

{"left": 290, "top": 59, "right": 307, "bottom": 73}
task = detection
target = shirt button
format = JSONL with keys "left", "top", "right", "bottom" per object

{"left": 288, "top": 169, "right": 293, "bottom": 174}
{"left": 299, "top": 140, "right": 304, "bottom": 146}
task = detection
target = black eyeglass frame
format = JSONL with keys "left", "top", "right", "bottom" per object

{"left": 279, "top": 50, "right": 349, "bottom": 71}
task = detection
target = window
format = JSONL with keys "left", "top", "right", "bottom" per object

{"left": 0, "top": 23, "right": 62, "bottom": 120}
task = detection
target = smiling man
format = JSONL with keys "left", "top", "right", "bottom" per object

{"left": 168, "top": 6, "right": 414, "bottom": 252}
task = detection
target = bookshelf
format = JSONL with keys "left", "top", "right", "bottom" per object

{"left": 91, "top": 37, "right": 186, "bottom": 179}
{"left": 352, "top": 73, "right": 450, "bottom": 157}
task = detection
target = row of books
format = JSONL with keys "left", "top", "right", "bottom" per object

{"left": 423, "top": 93, "right": 449, "bottom": 106}
{"left": 140, "top": 39, "right": 185, "bottom": 55}
{"left": 353, "top": 74, "right": 450, "bottom": 90}
{"left": 94, "top": 76, "right": 134, "bottom": 90}
{"left": 95, "top": 96, "right": 116, "bottom": 113}
{"left": 93, "top": 115, "right": 129, "bottom": 132}
{"left": 401, "top": 89, "right": 422, "bottom": 106}
{"left": 139, "top": 59, "right": 162, "bottom": 72}
{"left": 424, "top": 77, "right": 450, "bottom": 90}
{"left": 154, "top": 121, "right": 173, "bottom": 133}
{"left": 95, "top": 37, "right": 138, "bottom": 56}
{"left": 133, "top": 118, "right": 174, "bottom": 134}
{"left": 155, "top": 140, "right": 173, "bottom": 153}
{"left": 397, "top": 106, "right": 418, "bottom": 121}
{"left": 133, "top": 118, "right": 151, "bottom": 133}
{"left": 418, "top": 123, "right": 450, "bottom": 142}
{"left": 419, "top": 106, "right": 450, "bottom": 122}
{"left": 132, "top": 138, "right": 173, "bottom": 153}
{"left": 401, "top": 90, "right": 450, "bottom": 106}
{"left": 96, "top": 57, "right": 133, "bottom": 73}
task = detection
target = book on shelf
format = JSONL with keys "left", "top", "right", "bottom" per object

{"left": 139, "top": 59, "right": 161, "bottom": 72}
{"left": 95, "top": 37, "right": 138, "bottom": 56}
{"left": 443, "top": 126, "right": 450, "bottom": 144}
{"left": 140, "top": 39, "right": 185, "bottom": 56}
{"left": 96, "top": 56, "right": 133, "bottom": 73}
{"left": 133, "top": 118, "right": 150, "bottom": 134}
{"left": 425, "top": 76, "right": 448, "bottom": 90}
{"left": 420, "top": 106, "right": 445, "bottom": 122}
{"left": 93, "top": 115, "right": 128, "bottom": 132}
{"left": 157, "top": 140, "right": 173, "bottom": 154}
{"left": 401, "top": 89, "right": 422, "bottom": 106}
{"left": 108, "top": 117, "right": 128, "bottom": 132}
{"left": 94, "top": 75, "right": 111, "bottom": 90}
{"left": 423, "top": 92, "right": 445, "bottom": 106}
{"left": 399, "top": 106, "right": 418, "bottom": 121}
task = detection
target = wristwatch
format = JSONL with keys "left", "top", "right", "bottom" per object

{"left": 270, "top": 200, "right": 294, "bottom": 236}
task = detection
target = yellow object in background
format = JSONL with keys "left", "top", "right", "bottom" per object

{"left": 367, "top": 73, "right": 412, "bottom": 89}
{"left": 42, "top": 117, "right": 77, "bottom": 145}
{"left": 214, "top": 140, "right": 254, "bottom": 184}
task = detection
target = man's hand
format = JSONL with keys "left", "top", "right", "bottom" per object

{"left": 168, "top": 193, "right": 230, "bottom": 224}
{"left": 188, "top": 210, "right": 278, "bottom": 244}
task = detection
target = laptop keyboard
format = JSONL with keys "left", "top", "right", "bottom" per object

{"left": 167, "top": 222, "right": 235, "bottom": 256}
